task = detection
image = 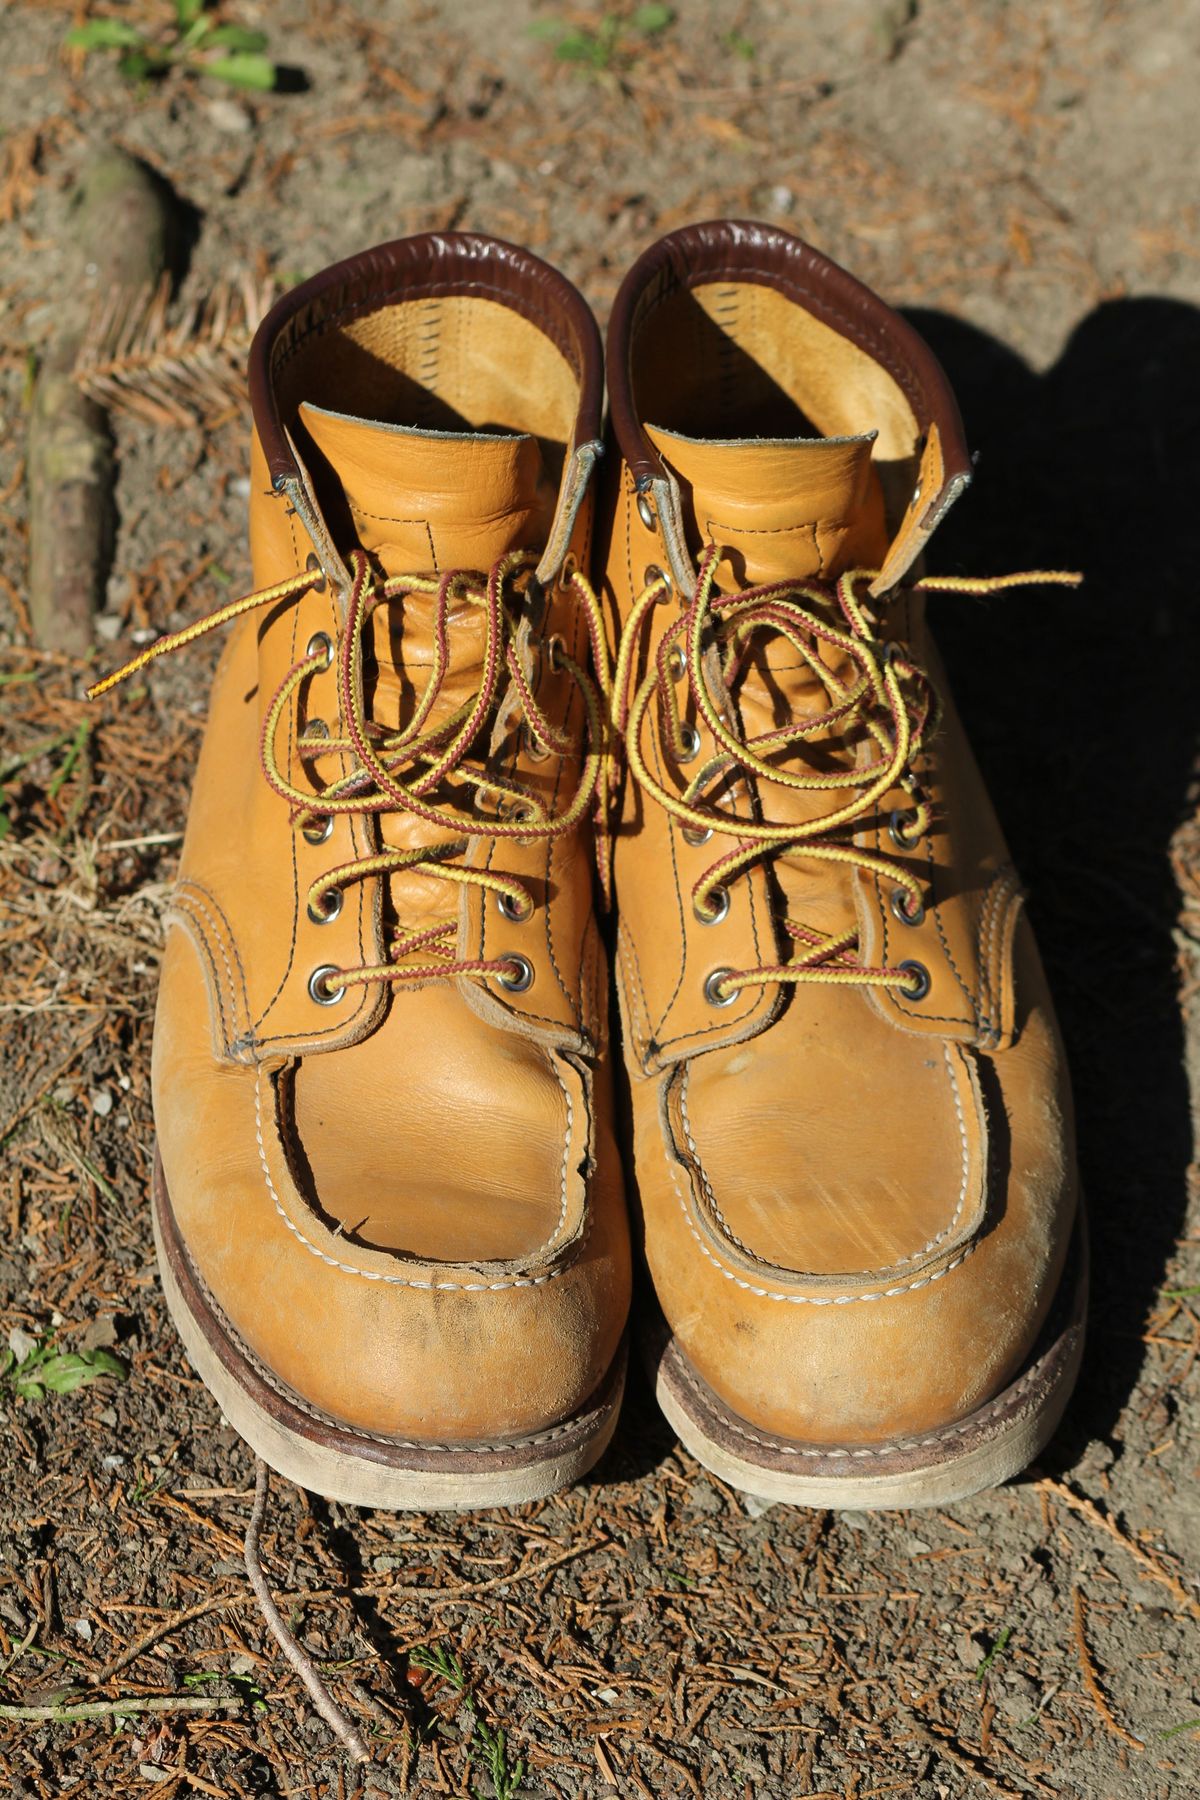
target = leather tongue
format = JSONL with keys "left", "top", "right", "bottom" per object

{"left": 646, "top": 425, "right": 892, "bottom": 944}
{"left": 296, "top": 403, "right": 555, "bottom": 929}
{"left": 646, "top": 423, "right": 888, "bottom": 584}
{"left": 298, "top": 401, "right": 554, "bottom": 736}
{"left": 299, "top": 402, "right": 555, "bottom": 579}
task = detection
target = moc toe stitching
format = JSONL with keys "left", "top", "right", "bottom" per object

{"left": 676, "top": 1044, "right": 978, "bottom": 1281}
{"left": 257, "top": 1066, "right": 589, "bottom": 1290}
{"left": 661, "top": 1110, "right": 981, "bottom": 1308}
{"left": 182, "top": 1238, "right": 604, "bottom": 1456}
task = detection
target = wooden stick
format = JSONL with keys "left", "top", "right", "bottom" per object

{"left": 27, "top": 149, "right": 177, "bottom": 653}
{"left": 1072, "top": 1587, "right": 1145, "bottom": 1751}
{"left": 0, "top": 1695, "right": 241, "bottom": 1723}
{"left": 243, "top": 1459, "right": 370, "bottom": 1764}
{"left": 1039, "top": 1477, "right": 1199, "bottom": 1615}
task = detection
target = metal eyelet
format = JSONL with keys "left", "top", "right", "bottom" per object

{"left": 309, "top": 964, "right": 345, "bottom": 1005}
{"left": 682, "top": 823, "right": 713, "bottom": 847}
{"left": 890, "top": 888, "right": 925, "bottom": 927}
{"left": 897, "top": 959, "right": 931, "bottom": 1001}
{"left": 560, "top": 552, "right": 578, "bottom": 584}
{"left": 306, "top": 631, "right": 333, "bottom": 671}
{"left": 497, "top": 954, "right": 534, "bottom": 993}
{"left": 302, "top": 813, "right": 333, "bottom": 846}
{"left": 305, "top": 718, "right": 330, "bottom": 741}
{"left": 704, "top": 967, "right": 738, "bottom": 1007}
{"left": 544, "top": 633, "right": 565, "bottom": 670}
{"left": 889, "top": 808, "right": 920, "bottom": 849}
{"left": 307, "top": 887, "right": 343, "bottom": 926}
{"left": 677, "top": 722, "right": 701, "bottom": 763}
{"left": 305, "top": 552, "right": 327, "bottom": 592}
{"left": 637, "top": 490, "right": 657, "bottom": 531}
{"left": 644, "top": 562, "right": 672, "bottom": 596}
{"left": 497, "top": 891, "right": 530, "bottom": 923}
{"left": 522, "top": 724, "right": 552, "bottom": 762}
{"left": 695, "top": 886, "right": 730, "bottom": 925}
{"left": 666, "top": 646, "right": 685, "bottom": 680}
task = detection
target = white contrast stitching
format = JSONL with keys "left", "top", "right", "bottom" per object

{"left": 254, "top": 1070, "right": 585, "bottom": 1291}
{"left": 675, "top": 1041, "right": 974, "bottom": 1281}
{"left": 542, "top": 1063, "right": 574, "bottom": 1256}
{"left": 183, "top": 1243, "right": 611, "bottom": 1454}
{"left": 976, "top": 869, "right": 1021, "bottom": 1038}
{"left": 663, "top": 1092, "right": 978, "bottom": 1305}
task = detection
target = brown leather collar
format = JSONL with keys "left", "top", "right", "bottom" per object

{"left": 249, "top": 232, "right": 604, "bottom": 488}
{"left": 606, "top": 220, "right": 970, "bottom": 504}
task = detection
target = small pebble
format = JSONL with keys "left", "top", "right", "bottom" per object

{"left": 7, "top": 1325, "right": 37, "bottom": 1364}
{"left": 838, "top": 1509, "right": 871, "bottom": 1531}
{"left": 95, "top": 614, "right": 123, "bottom": 643}
{"left": 741, "top": 1492, "right": 774, "bottom": 1519}
{"left": 69, "top": 1617, "right": 93, "bottom": 1642}
{"left": 90, "top": 1088, "right": 114, "bottom": 1117}
{"left": 687, "top": 1480, "right": 724, "bottom": 1516}
{"left": 82, "top": 1314, "right": 118, "bottom": 1350}
{"left": 769, "top": 183, "right": 795, "bottom": 213}
{"left": 230, "top": 475, "right": 252, "bottom": 499}
{"left": 207, "top": 96, "right": 253, "bottom": 135}
{"left": 101, "top": 1453, "right": 125, "bottom": 1470}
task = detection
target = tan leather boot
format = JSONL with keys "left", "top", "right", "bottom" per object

{"left": 93, "top": 235, "right": 630, "bottom": 1508}
{"left": 601, "top": 222, "right": 1085, "bottom": 1508}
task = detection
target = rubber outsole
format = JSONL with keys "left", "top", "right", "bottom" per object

{"left": 643, "top": 1211, "right": 1088, "bottom": 1511}
{"left": 152, "top": 1151, "right": 626, "bottom": 1510}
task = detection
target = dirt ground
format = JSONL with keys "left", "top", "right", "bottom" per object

{"left": 2, "top": 1, "right": 1199, "bottom": 1795}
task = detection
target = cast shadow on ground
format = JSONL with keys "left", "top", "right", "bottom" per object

{"left": 911, "top": 296, "right": 1200, "bottom": 1470}
{"left": 596, "top": 294, "right": 1200, "bottom": 1491}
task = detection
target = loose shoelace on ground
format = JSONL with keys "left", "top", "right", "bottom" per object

{"left": 613, "top": 545, "right": 1080, "bottom": 1005}
{"left": 89, "top": 547, "right": 612, "bottom": 996}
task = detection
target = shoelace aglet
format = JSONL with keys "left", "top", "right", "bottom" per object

{"left": 85, "top": 570, "right": 317, "bottom": 701}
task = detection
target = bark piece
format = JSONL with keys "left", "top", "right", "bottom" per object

{"left": 27, "top": 149, "right": 178, "bottom": 653}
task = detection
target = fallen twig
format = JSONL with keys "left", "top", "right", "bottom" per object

{"left": 244, "top": 1458, "right": 370, "bottom": 1764}
{"left": 1072, "top": 1587, "right": 1144, "bottom": 1751}
{"left": 1039, "top": 1477, "right": 1199, "bottom": 1615}
{"left": 905, "top": 1720, "right": 1027, "bottom": 1800}
{"left": 0, "top": 1694, "right": 242, "bottom": 1723}
{"left": 89, "top": 1590, "right": 249, "bottom": 1687}
{"left": 27, "top": 149, "right": 177, "bottom": 652}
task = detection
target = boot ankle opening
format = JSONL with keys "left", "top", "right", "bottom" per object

{"left": 630, "top": 279, "right": 920, "bottom": 462}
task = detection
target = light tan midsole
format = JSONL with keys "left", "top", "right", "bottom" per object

{"left": 654, "top": 1322, "right": 1084, "bottom": 1512}
{"left": 153, "top": 1198, "right": 624, "bottom": 1512}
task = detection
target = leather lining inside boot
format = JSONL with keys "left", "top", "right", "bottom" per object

{"left": 629, "top": 280, "right": 925, "bottom": 532}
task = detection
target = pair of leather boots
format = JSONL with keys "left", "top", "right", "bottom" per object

{"left": 95, "top": 222, "right": 1085, "bottom": 1512}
